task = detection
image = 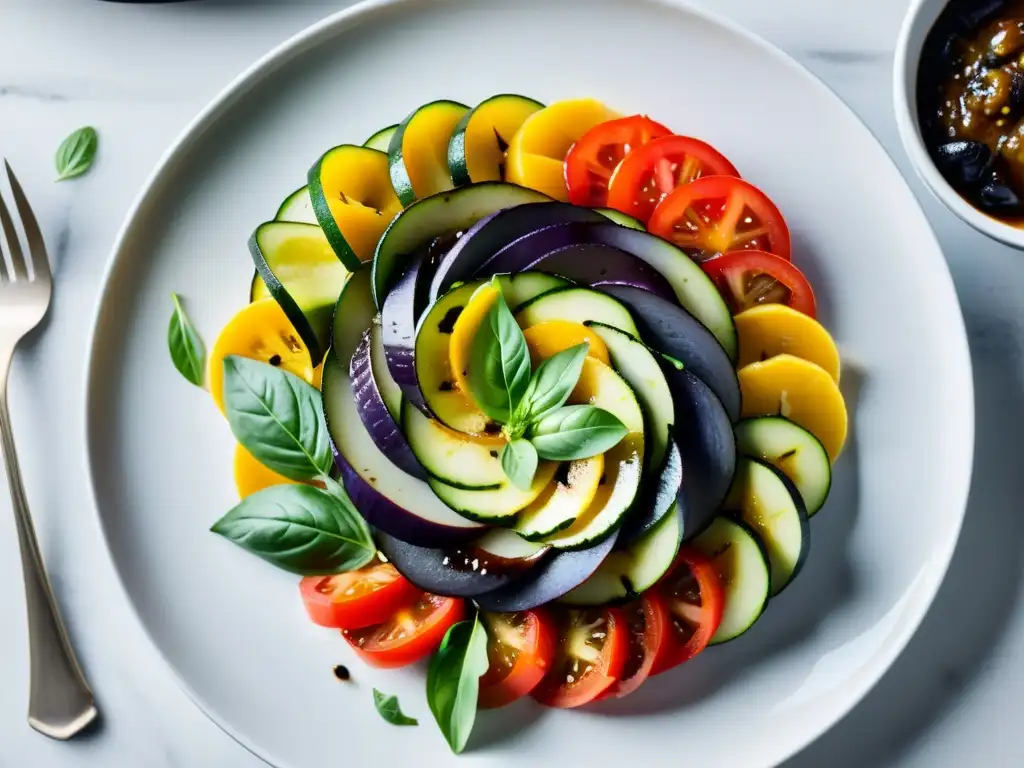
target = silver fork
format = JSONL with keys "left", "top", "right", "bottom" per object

{"left": 0, "top": 161, "right": 97, "bottom": 739}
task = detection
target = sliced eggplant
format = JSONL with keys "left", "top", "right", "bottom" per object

{"left": 363, "top": 124, "right": 398, "bottom": 152}
{"left": 735, "top": 416, "right": 832, "bottom": 516}
{"left": 515, "top": 287, "right": 640, "bottom": 338}
{"left": 380, "top": 248, "right": 433, "bottom": 411}
{"left": 560, "top": 503, "right": 683, "bottom": 605}
{"left": 372, "top": 181, "right": 549, "bottom": 308}
{"left": 619, "top": 436, "right": 683, "bottom": 544}
{"left": 517, "top": 243, "right": 676, "bottom": 303}
{"left": 274, "top": 186, "right": 318, "bottom": 224}
{"left": 691, "top": 517, "right": 771, "bottom": 645}
{"left": 387, "top": 100, "right": 469, "bottom": 205}
{"left": 448, "top": 94, "right": 544, "bottom": 186}
{"left": 725, "top": 457, "right": 810, "bottom": 596}
{"left": 307, "top": 144, "right": 402, "bottom": 270}
{"left": 247, "top": 221, "right": 348, "bottom": 364}
{"left": 602, "top": 283, "right": 740, "bottom": 421}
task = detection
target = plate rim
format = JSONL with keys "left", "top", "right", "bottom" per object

{"left": 81, "top": 0, "right": 976, "bottom": 765}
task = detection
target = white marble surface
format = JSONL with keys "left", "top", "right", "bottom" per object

{"left": 0, "top": 0, "right": 1020, "bottom": 765}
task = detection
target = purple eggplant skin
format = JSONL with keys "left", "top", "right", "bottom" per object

{"left": 661, "top": 365, "right": 736, "bottom": 541}
{"left": 376, "top": 532, "right": 543, "bottom": 597}
{"left": 331, "top": 445, "right": 482, "bottom": 548}
{"left": 482, "top": 242, "right": 677, "bottom": 302}
{"left": 620, "top": 436, "right": 683, "bottom": 544}
{"left": 473, "top": 531, "right": 619, "bottom": 612}
{"left": 428, "top": 202, "right": 604, "bottom": 302}
{"left": 380, "top": 251, "right": 430, "bottom": 411}
{"left": 348, "top": 330, "right": 425, "bottom": 480}
{"left": 600, "top": 284, "right": 740, "bottom": 423}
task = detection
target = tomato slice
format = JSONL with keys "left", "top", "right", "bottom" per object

{"left": 565, "top": 115, "right": 672, "bottom": 207}
{"left": 648, "top": 176, "right": 791, "bottom": 262}
{"left": 299, "top": 562, "right": 420, "bottom": 631}
{"left": 478, "top": 609, "right": 557, "bottom": 709}
{"left": 607, "top": 135, "right": 739, "bottom": 224}
{"left": 600, "top": 592, "right": 670, "bottom": 699}
{"left": 702, "top": 250, "right": 817, "bottom": 318}
{"left": 651, "top": 547, "right": 725, "bottom": 675}
{"left": 342, "top": 593, "right": 465, "bottom": 669}
{"left": 531, "top": 607, "right": 628, "bottom": 708}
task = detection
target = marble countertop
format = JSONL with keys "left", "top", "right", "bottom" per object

{"left": 0, "top": 0, "right": 1021, "bottom": 765}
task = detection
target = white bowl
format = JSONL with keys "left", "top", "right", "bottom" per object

{"left": 895, "top": 0, "right": 1024, "bottom": 249}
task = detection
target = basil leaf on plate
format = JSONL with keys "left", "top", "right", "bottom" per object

{"left": 211, "top": 483, "right": 375, "bottom": 575}
{"left": 520, "top": 342, "right": 588, "bottom": 424}
{"left": 55, "top": 126, "right": 98, "bottom": 181}
{"left": 373, "top": 689, "right": 418, "bottom": 727}
{"left": 222, "top": 355, "right": 333, "bottom": 481}
{"left": 167, "top": 292, "right": 206, "bottom": 388}
{"left": 531, "top": 405, "right": 628, "bottom": 461}
{"left": 426, "top": 616, "right": 489, "bottom": 754}
{"left": 501, "top": 438, "right": 538, "bottom": 491}
{"left": 468, "top": 289, "right": 531, "bottom": 425}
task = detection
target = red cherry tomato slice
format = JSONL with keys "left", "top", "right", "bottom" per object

{"left": 702, "top": 249, "right": 817, "bottom": 318}
{"left": 478, "top": 609, "right": 557, "bottom": 709}
{"left": 565, "top": 115, "right": 672, "bottom": 207}
{"left": 300, "top": 562, "right": 421, "bottom": 631}
{"left": 600, "top": 592, "right": 671, "bottom": 699}
{"left": 532, "top": 607, "right": 629, "bottom": 708}
{"left": 651, "top": 547, "right": 725, "bottom": 675}
{"left": 607, "top": 135, "right": 740, "bottom": 224}
{"left": 648, "top": 176, "right": 791, "bottom": 262}
{"left": 342, "top": 593, "right": 465, "bottom": 669}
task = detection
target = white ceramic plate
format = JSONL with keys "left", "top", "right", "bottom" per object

{"left": 84, "top": 0, "right": 974, "bottom": 765}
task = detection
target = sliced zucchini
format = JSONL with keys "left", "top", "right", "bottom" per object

{"left": 515, "top": 287, "right": 639, "bottom": 338}
{"left": 275, "top": 186, "right": 318, "bottom": 224}
{"left": 249, "top": 271, "right": 270, "bottom": 302}
{"left": 371, "top": 181, "right": 550, "bottom": 307}
{"left": 515, "top": 456, "right": 604, "bottom": 540}
{"left": 725, "top": 457, "right": 810, "bottom": 596}
{"left": 595, "top": 208, "right": 645, "bottom": 231}
{"left": 448, "top": 94, "right": 544, "bottom": 186}
{"left": 585, "top": 321, "right": 673, "bottom": 473}
{"left": 401, "top": 400, "right": 506, "bottom": 490}
{"left": 560, "top": 503, "right": 683, "bottom": 605}
{"left": 428, "top": 461, "right": 558, "bottom": 524}
{"left": 735, "top": 417, "right": 832, "bottom": 516}
{"left": 368, "top": 319, "right": 402, "bottom": 423}
{"left": 363, "top": 124, "right": 398, "bottom": 152}
{"left": 691, "top": 516, "right": 771, "bottom": 645}
{"left": 247, "top": 221, "right": 349, "bottom": 363}
{"left": 307, "top": 144, "right": 403, "bottom": 270}
{"left": 500, "top": 272, "right": 571, "bottom": 310}
{"left": 388, "top": 100, "right": 469, "bottom": 206}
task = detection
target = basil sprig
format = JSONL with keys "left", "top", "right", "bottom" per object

{"left": 426, "top": 616, "right": 489, "bottom": 753}
{"left": 167, "top": 293, "right": 206, "bottom": 388}
{"left": 373, "top": 689, "right": 418, "bottom": 727}
{"left": 465, "top": 282, "right": 628, "bottom": 489}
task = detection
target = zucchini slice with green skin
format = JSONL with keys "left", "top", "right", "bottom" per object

{"left": 388, "top": 100, "right": 469, "bottom": 206}
{"left": 735, "top": 416, "right": 832, "bottom": 516}
{"left": 275, "top": 186, "right": 318, "bottom": 224}
{"left": 427, "top": 461, "right": 559, "bottom": 524}
{"left": 247, "top": 221, "right": 349, "bottom": 363}
{"left": 363, "top": 124, "right": 398, "bottom": 152}
{"left": 401, "top": 400, "right": 507, "bottom": 490}
{"left": 371, "top": 181, "right": 550, "bottom": 308}
{"left": 448, "top": 94, "right": 544, "bottom": 186}
{"left": 595, "top": 208, "right": 645, "bottom": 231}
{"left": 515, "top": 286, "right": 640, "bottom": 338}
{"left": 307, "top": 144, "right": 403, "bottom": 271}
{"left": 559, "top": 503, "right": 683, "bottom": 605}
{"left": 725, "top": 457, "right": 810, "bottom": 596}
{"left": 691, "top": 516, "right": 771, "bottom": 645}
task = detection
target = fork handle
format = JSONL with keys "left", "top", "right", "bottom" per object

{"left": 0, "top": 359, "right": 97, "bottom": 739}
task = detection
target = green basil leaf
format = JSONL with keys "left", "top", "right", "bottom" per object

{"left": 530, "top": 404, "right": 593, "bottom": 435}
{"left": 211, "top": 483, "right": 374, "bottom": 575}
{"left": 55, "top": 126, "right": 98, "bottom": 181}
{"left": 426, "top": 616, "right": 489, "bottom": 754}
{"left": 500, "top": 439, "right": 538, "bottom": 491}
{"left": 222, "top": 355, "right": 333, "bottom": 481}
{"left": 467, "top": 289, "right": 531, "bottom": 424}
{"left": 531, "top": 405, "right": 628, "bottom": 461}
{"left": 167, "top": 293, "right": 206, "bottom": 388}
{"left": 521, "top": 342, "right": 589, "bottom": 424}
{"left": 373, "top": 689, "right": 418, "bottom": 726}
